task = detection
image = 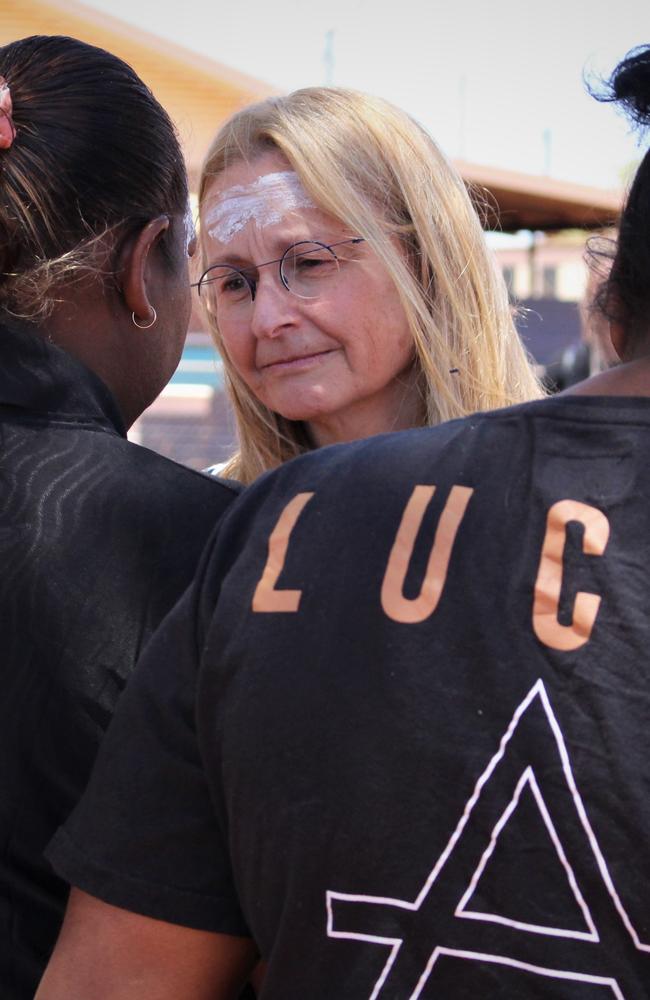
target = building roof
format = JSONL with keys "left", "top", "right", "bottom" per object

{"left": 0, "top": 0, "right": 277, "bottom": 185}
{"left": 456, "top": 159, "right": 623, "bottom": 232}
{"left": 1, "top": 1, "right": 624, "bottom": 231}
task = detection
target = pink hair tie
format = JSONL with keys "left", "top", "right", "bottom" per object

{"left": 0, "top": 78, "right": 16, "bottom": 150}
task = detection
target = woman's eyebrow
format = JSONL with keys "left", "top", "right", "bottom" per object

{"left": 207, "top": 237, "right": 326, "bottom": 267}
{"left": 207, "top": 228, "right": 354, "bottom": 269}
{"left": 210, "top": 252, "right": 256, "bottom": 267}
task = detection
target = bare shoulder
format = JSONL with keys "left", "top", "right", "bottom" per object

{"left": 562, "top": 359, "right": 650, "bottom": 398}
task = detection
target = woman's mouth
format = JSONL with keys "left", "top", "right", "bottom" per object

{"left": 260, "top": 349, "right": 337, "bottom": 372}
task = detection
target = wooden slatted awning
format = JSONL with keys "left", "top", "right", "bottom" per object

{"left": 456, "top": 159, "right": 623, "bottom": 232}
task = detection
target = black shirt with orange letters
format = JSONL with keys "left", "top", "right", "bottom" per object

{"left": 50, "top": 396, "right": 650, "bottom": 999}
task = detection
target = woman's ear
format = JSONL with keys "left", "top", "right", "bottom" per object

{"left": 119, "top": 216, "right": 170, "bottom": 326}
{"left": 609, "top": 320, "right": 627, "bottom": 361}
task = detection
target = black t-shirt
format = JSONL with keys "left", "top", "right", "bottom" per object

{"left": 49, "top": 396, "right": 650, "bottom": 999}
{"left": 0, "top": 322, "right": 240, "bottom": 999}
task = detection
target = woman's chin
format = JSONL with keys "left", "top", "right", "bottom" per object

{"left": 270, "top": 393, "right": 337, "bottom": 426}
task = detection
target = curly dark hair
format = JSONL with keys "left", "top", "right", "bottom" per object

{"left": 587, "top": 45, "right": 650, "bottom": 342}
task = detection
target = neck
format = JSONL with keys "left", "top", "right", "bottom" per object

{"left": 307, "top": 376, "right": 424, "bottom": 448}
{"left": 564, "top": 355, "right": 650, "bottom": 398}
{"left": 39, "top": 286, "right": 159, "bottom": 430}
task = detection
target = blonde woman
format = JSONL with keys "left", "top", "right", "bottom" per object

{"left": 196, "top": 87, "right": 543, "bottom": 483}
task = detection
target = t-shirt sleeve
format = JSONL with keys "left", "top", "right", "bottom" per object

{"left": 45, "top": 553, "right": 249, "bottom": 936}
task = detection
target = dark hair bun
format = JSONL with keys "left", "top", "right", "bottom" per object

{"left": 588, "top": 44, "right": 650, "bottom": 342}
{"left": 0, "top": 35, "right": 188, "bottom": 321}
{"left": 601, "top": 44, "right": 650, "bottom": 131}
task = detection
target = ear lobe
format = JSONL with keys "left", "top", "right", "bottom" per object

{"left": 120, "top": 215, "right": 170, "bottom": 325}
{"left": 609, "top": 320, "right": 627, "bottom": 360}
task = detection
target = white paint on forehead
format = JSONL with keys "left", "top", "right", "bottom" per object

{"left": 204, "top": 171, "right": 315, "bottom": 244}
{"left": 183, "top": 201, "right": 196, "bottom": 255}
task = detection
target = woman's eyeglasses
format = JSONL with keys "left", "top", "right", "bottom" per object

{"left": 193, "top": 238, "right": 365, "bottom": 318}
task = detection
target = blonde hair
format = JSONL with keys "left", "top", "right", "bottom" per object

{"left": 199, "top": 87, "right": 543, "bottom": 484}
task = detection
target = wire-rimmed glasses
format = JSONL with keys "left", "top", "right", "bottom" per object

{"left": 193, "top": 238, "right": 365, "bottom": 319}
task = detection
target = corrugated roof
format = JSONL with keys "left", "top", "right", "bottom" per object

{"left": 457, "top": 159, "right": 622, "bottom": 232}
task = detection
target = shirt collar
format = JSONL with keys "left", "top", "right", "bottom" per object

{"left": 0, "top": 320, "right": 127, "bottom": 437}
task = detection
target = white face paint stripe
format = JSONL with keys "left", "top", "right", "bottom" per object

{"left": 204, "top": 171, "right": 316, "bottom": 244}
{"left": 183, "top": 201, "right": 196, "bottom": 256}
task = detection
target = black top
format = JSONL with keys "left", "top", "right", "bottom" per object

{"left": 49, "top": 396, "right": 650, "bottom": 999}
{"left": 0, "top": 322, "right": 240, "bottom": 999}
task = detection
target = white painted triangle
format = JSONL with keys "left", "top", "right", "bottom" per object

{"left": 455, "top": 765, "right": 598, "bottom": 941}
{"left": 327, "top": 678, "right": 650, "bottom": 1000}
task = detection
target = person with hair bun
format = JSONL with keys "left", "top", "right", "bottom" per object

{"left": 196, "top": 88, "right": 544, "bottom": 484}
{"left": 582, "top": 45, "right": 650, "bottom": 369}
{"left": 36, "top": 43, "right": 650, "bottom": 999}
{"left": 0, "top": 35, "right": 241, "bottom": 999}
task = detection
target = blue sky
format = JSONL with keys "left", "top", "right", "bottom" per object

{"left": 88, "top": 0, "right": 648, "bottom": 190}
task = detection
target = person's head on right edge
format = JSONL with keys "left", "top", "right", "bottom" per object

{"left": 0, "top": 35, "right": 193, "bottom": 426}
{"left": 197, "top": 88, "right": 543, "bottom": 483}
{"left": 589, "top": 44, "right": 650, "bottom": 362}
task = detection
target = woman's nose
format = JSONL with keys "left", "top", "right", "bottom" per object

{"left": 249, "top": 272, "right": 299, "bottom": 340}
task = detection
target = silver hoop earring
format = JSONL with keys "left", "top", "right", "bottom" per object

{"left": 132, "top": 308, "right": 157, "bottom": 330}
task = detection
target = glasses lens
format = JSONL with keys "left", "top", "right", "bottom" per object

{"left": 280, "top": 242, "right": 339, "bottom": 299}
{"left": 199, "top": 265, "right": 252, "bottom": 316}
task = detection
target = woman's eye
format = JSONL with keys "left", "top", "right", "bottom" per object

{"left": 212, "top": 268, "right": 251, "bottom": 299}
{"left": 223, "top": 275, "right": 246, "bottom": 293}
{"left": 295, "top": 254, "right": 334, "bottom": 273}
